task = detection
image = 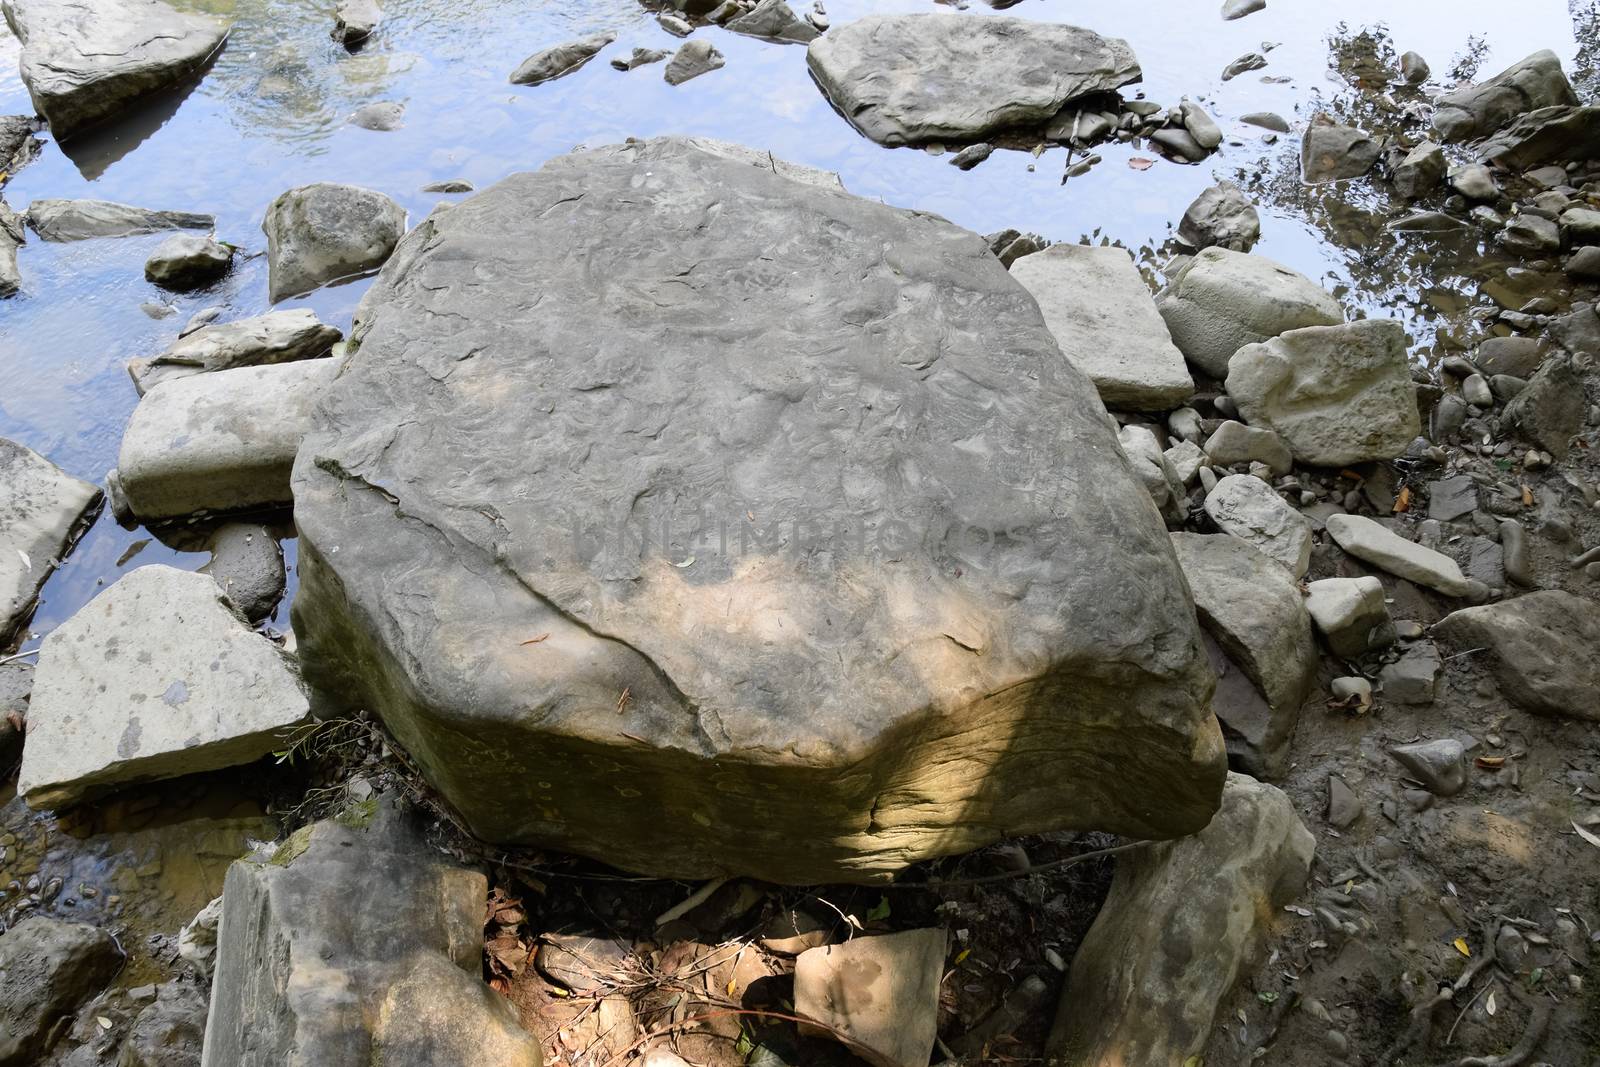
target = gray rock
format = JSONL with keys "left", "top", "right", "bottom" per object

{"left": 1501, "top": 212, "right": 1561, "bottom": 255}
{"left": 726, "top": 0, "right": 817, "bottom": 42}
{"left": 332, "top": 0, "right": 380, "bottom": 45}
{"left": 1156, "top": 246, "right": 1343, "bottom": 379}
{"left": 0, "top": 114, "right": 42, "bottom": 176}
{"left": 948, "top": 142, "right": 993, "bottom": 170}
{"left": 0, "top": 918, "right": 123, "bottom": 1066}
{"left": 1475, "top": 336, "right": 1544, "bottom": 378}
{"left": 1327, "top": 775, "right": 1361, "bottom": 828}
{"left": 1304, "top": 576, "right": 1394, "bottom": 659}
{"left": 1009, "top": 243, "right": 1195, "bottom": 410}
{"left": 1501, "top": 356, "right": 1585, "bottom": 457}
{"left": 1447, "top": 163, "right": 1498, "bottom": 201}
{"left": 200, "top": 524, "right": 285, "bottom": 623}
{"left": 794, "top": 930, "right": 945, "bottom": 1067}
{"left": 1379, "top": 641, "right": 1439, "bottom": 704}
{"left": 663, "top": 39, "right": 724, "bottom": 85}
{"left": 1389, "top": 738, "right": 1466, "bottom": 796}
{"left": 1180, "top": 101, "right": 1222, "bottom": 150}
{"left": 1202, "top": 421, "right": 1291, "bottom": 475}
{"left": 806, "top": 14, "right": 1140, "bottom": 147}
{"left": 1387, "top": 209, "right": 1467, "bottom": 233}
{"left": 1119, "top": 424, "right": 1185, "bottom": 521}
{"left": 1568, "top": 245, "right": 1600, "bottom": 280}
{"left": 1221, "top": 0, "right": 1264, "bottom": 19}
{"left": 1172, "top": 533, "right": 1317, "bottom": 777}
{"left": 1301, "top": 120, "right": 1379, "bottom": 183}
{"left": 143, "top": 234, "right": 231, "bottom": 290}
{"left": 176, "top": 897, "right": 221, "bottom": 978}
{"left": 1433, "top": 590, "right": 1600, "bottom": 721}
{"left": 1461, "top": 371, "right": 1493, "bottom": 407}
{"left": 17, "top": 565, "right": 311, "bottom": 808}
{"left": 533, "top": 934, "right": 632, "bottom": 993}
{"left": 127, "top": 309, "right": 342, "bottom": 395}
{"left": 1330, "top": 675, "right": 1372, "bottom": 705}
{"left": 610, "top": 47, "right": 669, "bottom": 71}
{"left": 348, "top": 100, "right": 403, "bottom": 131}
{"left": 1325, "top": 514, "right": 1474, "bottom": 596}
{"left": 1164, "top": 440, "right": 1206, "bottom": 485}
{"left": 1047, "top": 773, "right": 1314, "bottom": 1066}
{"left": 115, "top": 357, "right": 343, "bottom": 520}
{"left": 1149, "top": 127, "right": 1207, "bottom": 162}
{"left": 1240, "top": 111, "right": 1289, "bottom": 133}
{"left": 289, "top": 137, "right": 1226, "bottom": 884}
{"left": 421, "top": 179, "right": 474, "bottom": 193}
{"left": 658, "top": 11, "right": 692, "bottom": 35}
{"left": 1391, "top": 141, "right": 1445, "bottom": 199}
{"left": 509, "top": 32, "right": 615, "bottom": 85}
{"left": 25, "top": 199, "right": 213, "bottom": 241}
{"left": 1177, "top": 181, "right": 1259, "bottom": 254}
{"left": 1203, "top": 474, "right": 1312, "bottom": 577}
{"left": 1400, "top": 51, "right": 1430, "bottom": 85}
{"left": 1499, "top": 518, "right": 1532, "bottom": 587}
{"left": 119, "top": 982, "right": 206, "bottom": 1067}
{"left": 1227, "top": 319, "right": 1418, "bottom": 465}
{"left": 200, "top": 796, "right": 542, "bottom": 1067}
{"left": 1478, "top": 105, "right": 1600, "bottom": 169}
{"left": 1, "top": 437, "right": 101, "bottom": 644}
{"left": 1222, "top": 51, "right": 1267, "bottom": 81}
{"left": 0, "top": 0, "right": 228, "bottom": 139}
{"left": 1431, "top": 49, "right": 1576, "bottom": 143}
{"left": 0, "top": 198, "right": 23, "bottom": 297}
{"left": 1548, "top": 303, "right": 1600, "bottom": 356}
{"left": 262, "top": 183, "right": 405, "bottom": 302}
{"left": 1560, "top": 206, "right": 1600, "bottom": 245}
{"left": 1427, "top": 474, "right": 1478, "bottom": 521}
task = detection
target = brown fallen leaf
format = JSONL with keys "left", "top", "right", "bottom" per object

{"left": 1521, "top": 483, "right": 1534, "bottom": 506}
{"left": 616, "top": 687, "right": 631, "bottom": 714}
{"left": 1393, "top": 486, "right": 1412, "bottom": 514}
{"left": 520, "top": 633, "right": 550, "bottom": 645}
{"left": 1128, "top": 157, "right": 1155, "bottom": 170}
{"left": 1574, "top": 820, "right": 1600, "bottom": 851}
{"left": 1475, "top": 756, "right": 1506, "bottom": 770}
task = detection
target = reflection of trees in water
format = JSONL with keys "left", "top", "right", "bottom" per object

{"left": 1573, "top": 0, "right": 1600, "bottom": 100}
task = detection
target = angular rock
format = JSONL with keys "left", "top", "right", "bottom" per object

{"left": 726, "top": 0, "right": 818, "bottom": 42}
{"left": 1119, "top": 424, "right": 1184, "bottom": 521}
{"left": 1009, "top": 243, "right": 1194, "bottom": 410}
{"left": 509, "top": 32, "right": 615, "bottom": 86}
{"left": 1047, "top": 773, "right": 1314, "bottom": 1066}
{"left": 200, "top": 523, "right": 285, "bottom": 623}
{"left": 1447, "top": 163, "right": 1498, "bottom": 201}
{"left": 1202, "top": 421, "right": 1291, "bottom": 475}
{"left": 127, "top": 309, "right": 342, "bottom": 395}
{"left": 1561, "top": 206, "right": 1600, "bottom": 246}
{"left": 1164, "top": 440, "right": 1206, "bottom": 485}
{"left": 143, "top": 234, "right": 231, "bottom": 290}
{"left": 1433, "top": 590, "right": 1600, "bottom": 721}
{"left": 1501, "top": 213, "right": 1560, "bottom": 255}
{"left": 0, "top": 114, "right": 41, "bottom": 175}
{"left": 0, "top": 917, "right": 123, "bottom": 1066}
{"left": 794, "top": 929, "right": 945, "bottom": 1067}
{"left": 290, "top": 137, "right": 1227, "bottom": 884}
{"left": 261, "top": 182, "right": 405, "bottom": 302}
{"left": 1221, "top": 51, "right": 1267, "bottom": 81}
{"left": 120, "top": 982, "right": 206, "bottom": 1067}
{"left": 1389, "top": 738, "right": 1466, "bottom": 796}
{"left": 1324, "top": 514, "right": 1473, "bottom": 596}
{"left": 1501, "top": 356, "right": 1585, "bottom": 458}
{"left": 0, "top": 0, "right": 228, "bottom": 139}
{"left": 1431, "top": 49, "right": 1577, "bottom": 143}
{"left": 1225, "top": 319, "right": 1420, "bottom": 466}
{"left": 806, "top": 14, "right": 1140, "bottom": 147}
{"left": 26, "top": 199, "right": 213, "bottom": 241}
{"left": 1379, "top": 641, "right": 1440, "bottom": 704}
{"left": 663, "top": 39, "right": 724, "bottom": 85}
{"left": 1177, "top": 180, "right": 1260, "bottom": 253}
{"left": 1203, "top": 474, "right": 1313, "bottom": 577}
{"left": 17, "top": 566, "right": 310, "bottom": 808}
{"left": 1327, "top": 775, "right": 1361, "bottom": 828}
{"left": 1172, "top": 534, "right": 1318, "bottom": 776}
{"left": 1, "top": 437, "right": 100, "bottom": 644}
{"left": 1304, "top": 576, "right": 1394, "bottom": 659}
{"left": 1301, "top": 120, "right": 1379, "bottom": 184}
{"left": 0, "top": 198, "right": 23, "bottom": 297}
{"left": 1477, "top": 105, "right": 1600, "bottom": 169}
{"left": 1156, "top": 247, "right": 1343, "bottom": 379}
{"left": 200, "top": 795, "right": 542, "bottom": 1067}
{"left": 1391, "top": 141, "right": 1445, "bottom": 199}
{"left": 332, "top": 0, "right": 380, "bottom": 45}
{"left": 115, "top": 357, "right": 342, "bottom": 520}
{"left": 1427, "top": 474, "right": 1478, "bottom": 522}
{"left": 1568, "top": 245, "right": 1600, "bottom": 280}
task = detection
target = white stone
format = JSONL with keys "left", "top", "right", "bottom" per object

{"left": 1324, "top": 514, "right": 1474, "bottom": 596}
{"left": 1, "top": 437, "right": 100, "bottom": 642}
{"left": 1119, "top": 424, "right": 1184, "bottom": 518}
{"left": 1304, "top": 576, "right": 1394, "bottom": 658}
{"left": 1164, "top": 440, "right": 1207, "bottom": 485}
{"left": 1203, "top": 474, "right": 1312, "bottom": 577}
{"left": 18, "top": 566, "right": 310, "bottom": 808}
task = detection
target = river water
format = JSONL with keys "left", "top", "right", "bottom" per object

{"left": 0, "top": 0, "right": 1591, "bottom": 982}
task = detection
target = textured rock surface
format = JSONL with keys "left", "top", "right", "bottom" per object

{"left": 806, "top": 15, "right": 1140, "bottom": 147}
{"left": 127, "top": 309, "right": 342, "bottom": 395}
{"left": 0, "top": 917, "right": 123, "bottom": 1066}
{"left": 1392, "top": 141, "right": 1445, "bottom": 199}
{"left": 116, "top": 357, "right": 342, "bottom": 519}
{"left": 1156, "top": 247, "right": 1343, "bottom": 379}
{"left": 1, "top": 435, "right": 100, "bottom": 644}
{"left": 1476, "top": 104, "right": 1600, "bottom": 169}
{"left": 143, "top": 234, "right": 231, "bottom": 290}
{"left": 0, "top": 0, "right": 227, "bottom": 138}
{"left": 200, "top": 523, "right": 286, "bottom": 623}
{"left": 1047, "top": 772, "right": 1314, "bottom": 1066}
{"left": 0, "top": 198, "right": 23, "bottom": 296}
{"left": 1301, "top": 120, "right": 1379, "bottom": 183}
{"left": 727, "top": 0, "right": 818, "bottom": 43}
{"left": 1325, "top": 514, "right": 1473, "bottom": 597}
{"left": 1202, "top": 474, "right": 1313, "bottom": 577}
{"left": 1226, "top": 319, "right": 1421, "bottom": 465}
{"left": 1177, "top": 180, "right": 1259, "bottom": 252}
{"left": 1501, "top": 356, "right": 1585, "bottom": 458}
{"left": 509, "top": 32, "right": 615, "bottom": 85}
{"left": 1431, "top": 49, "right": 1577, "bottom": 143}
{"left": 26, "top": 199, "right": 213, "bottom": 241}
{"left": 1433, "top": 591, "right": 1600, "bottom": 721}
{"left": 291, "top": 138, "right": 1226, "bottom": 884}
{"left": 663, "top": 39, "right": 724, "bottom": 85}
{"left": 18, "top": 565, "right": 310, "bottom": 808}
{"left": 120, "top": 982, "right": 207, "bottom": 1067}
{"left": 201, "top": 796, "right": 542, "bottom": 1067}
{"left": 333, "top": 0, "right": 380, "bottom": 45}
{"left": 794, "top": 929, "right": 947, "bottom": 1067}
{"left": 1010, "top": 243, "right": 1194, "bottom": 410}
{"left": 261, "top": 182, "right": 405, "bottom": 301}
{"left": 1304, "top": 576, "right": 1394, "bottom": 659}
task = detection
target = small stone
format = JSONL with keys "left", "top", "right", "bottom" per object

{"left": 421, "top": 179, "right": 474, "bottom": 194}
{"left": 1462, "top": 373, "right": 1493, "bottom": 407}
{"left": 1448, "top": 164, "right": 1498, "bottom": 201}
{"left": 664, "top": 40, "right": 725, "bottom": 85}
{"left": 1400, "top": 51, "right": 1429, "bottom": 85}
{"left": 1379, "top": 642, "right": 1440, "bottom": 704}
{"left": 1177, "top": 181, "right": 1260, "bottom": 252}
{"left": 143, "top": 234, "right": 232, "bottom": 290}
{"left": 262, "top": 183, "right": 405, "bottom": 302}
{"left": 200, "top": 523, "right": 286, "bottom": 623}
{"left": 1391, "top": 141, "right": 1445, "bottom": 199}
{"left": 1222, "top": 52, "right": 1268, "bottom": 81}
{"left": 1302, "top": 119, "right": 1379, "bottom": 183}
{"left": 1327, "top": 775, "right": 1362, "bottom": 828}
{"left": 509, "top": 32, "right": 616, "bottom": 86}
{"left": 1240, "top": 112, "right": 1290, "bottom": 133}
{"left": 1428, "top": 474, "right": 1479, "bottom": 521}
{"left": 1203, "top": 421, "right": 1292, "bottom": 475}
{"left": 949, "top": 143, "right": 994, "bottom": 170}
{"left": 1330, "top": 676, "right": 1371, "bottom": 704}
{"left": 1304, "top": 576, "right": 1395, "bottom": 659}
{"left": 610, "top": 47, "right": 670, "bottom": 71}
{"left": 333, "top": 0, "right": 382, "bottom": 44}
{"left": 348, "top": 100, "right": 403, "bottom": 131}
{"left": 1389, "top": 738, "right": 1467, "bottom": 796}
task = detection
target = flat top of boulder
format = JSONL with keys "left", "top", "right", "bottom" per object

{"left": 806, "top": 14, "right": 1140, "bottom": 146}
{"left": 292, "top": 137, "right": 1222, "bottom": 880}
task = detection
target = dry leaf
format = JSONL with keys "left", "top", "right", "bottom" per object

{"left": 1475, "top": 756, "right": 1506, "bottom": 770}
{"left": 1574, "top": 820, "right": 1600, "bottom": 851}
{"left": 1393, "top": 486, "right": 1412, "bottom": 514}
{"left": 1485, "top": 990, "right": 1497, "bottom": 1016}
{"left": 520, "top": 633, "right": 550, "bottom": 645}
{"left": 1128, "top": 157, "right": 1155, "bottom": 170}
{"left": 1521, "top": 483, "right": 1534, "bottom": 506}
{"left": 1453, "top": 937, "right": 1471, "bottom": 957}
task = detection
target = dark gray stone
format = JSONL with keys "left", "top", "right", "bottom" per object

{"left": 1301, "top": 120, "right": 1379, "bottom": 184}
{"left": 1501, "top": 357, "right": 1586, "bottom": 457}
{"left": 200, "top": 523, "right": 285, "bottom": 623}
{"left": 1428, "top": 474, "right": 1478, "bottom": 521}
{"left": 0, "top": 917, "right": 123, "bottom": 1066}
{"left": 1389, "top": 738, "right": 1466, "bottom": 796}
{"left": 509, "top": 32, "right": 615, "bottom": 85}
{"left": 143, "top": 234, "right": 231, "bottom": 290}
{"left": 1477, "top": 105, "right": 1600, "bottom": 169}
{"left": 1431, "top": 49, "right": 1576, "bottom": 143}
{"left": 1379, "top": 641, "right": 1440, "bottom": 705}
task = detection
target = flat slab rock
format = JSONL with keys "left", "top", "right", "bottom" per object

{"left": 1010, "top": 243, "right": 1194, "bottom": 411}
{"left": 806, "top": 14, "right": 1140, "bottom": 147}
{"left": 1433, "top": 590, "right": 1600, "bottom": 721}
{"left": 794, "top": 929, "right": 947, "bottom": 1067}
{"left": 291, "top": 136, "right": 1225, "bottom": 885}
{"left": 127, "top": 308, "right": 342, "bottom": 395}
{"left": 25, "top": 198, "right": 213, "bottom": 241}
{"left": 0, "top": 436, "right": 100, "bottom": 644}
{"left": 18, "top": 565, "right": 309, "bottom": 807}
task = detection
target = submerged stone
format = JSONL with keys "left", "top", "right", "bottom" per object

{"left": 291, "top": 137, "right": 1225, "bottom": 884}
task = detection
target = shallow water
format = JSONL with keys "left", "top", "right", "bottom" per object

{"left": 0, "top": 0, "right": 1590, "bottom": 980}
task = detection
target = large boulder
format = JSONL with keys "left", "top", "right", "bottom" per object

{"left": 0, "top": 917, "right": 123, "bottom": 1066}
{"left": 0, "top": 0, "right": 227, "bottom": 139}
{"left": 17, "top": 565, "right": 311, "bottom": 808}
{"left": 1010, "top": 243, "right": 1194, "bottom": 410}
{"left": 1431, "top": 49, "right": 1577, "bottom": 143}
{"left": 806, "top": 14, "right": 1140, "bottom": 146}
{"left": 127, "top": 309, "right": 342, "bottom": 395}
{"left": 1225, "top": 319, "right": 1421, "bottom": 465}
{"left": 261, "top": 182, "right": 405, "bottom": 302}
{"left": 1047, "top": 772, "right": 1314, "bottom": 1066}
{"left": 1156, "top": 247, "right": 1342, "bottom": 379}
{"left": 201, "top": 796, "right": 542, "bottom": 1067}
{"left": 291, "top": 137, "right": 1226, "bottom": 885}
{"left": 1433, "top": 591, "right": 1600, "bottom": 721}
{"left": 1, "top": 436, "right": 100, "bottom": 644}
